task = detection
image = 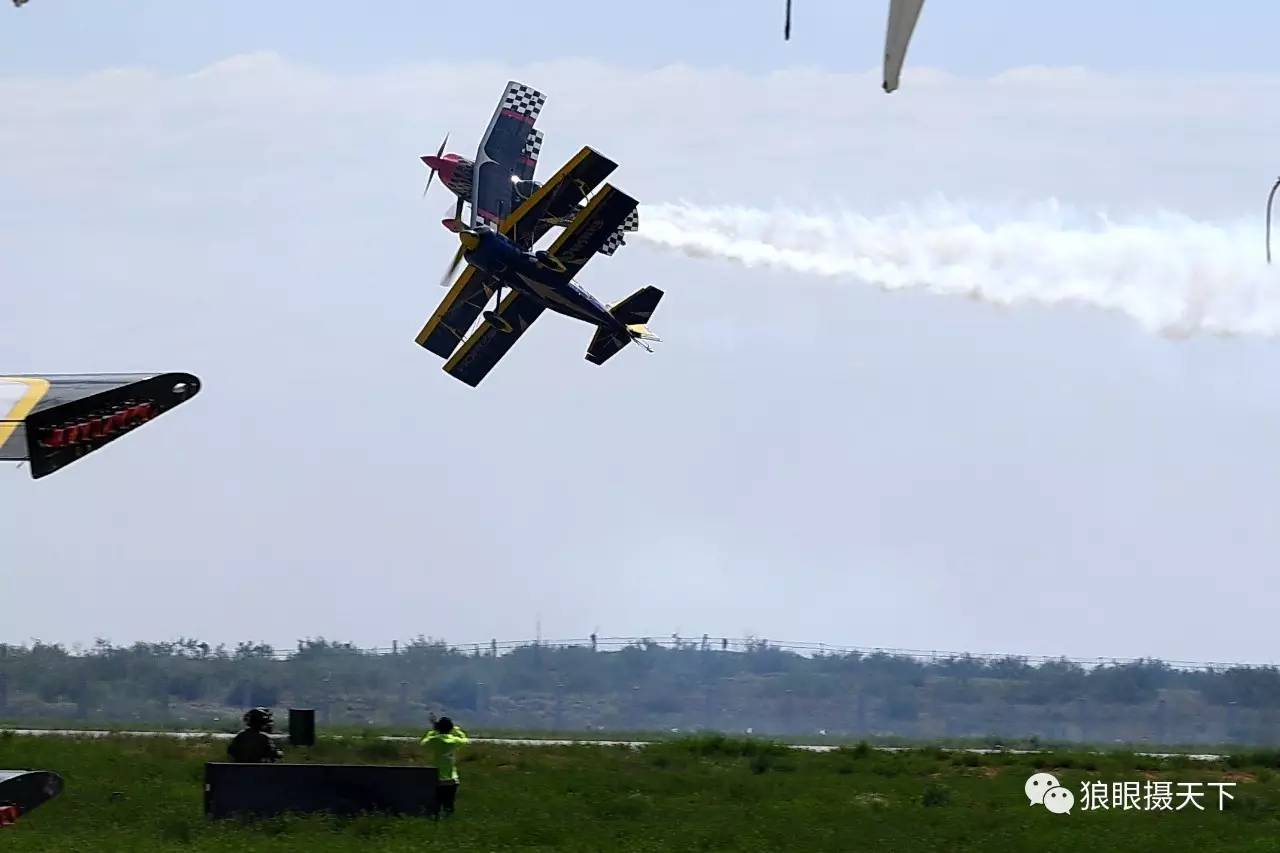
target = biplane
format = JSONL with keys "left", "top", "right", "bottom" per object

{"left": 415, "top": 146, "right": 662, "bottom": 388}
{"left": 420, "top": 80, "right": 638, "bottom": 255}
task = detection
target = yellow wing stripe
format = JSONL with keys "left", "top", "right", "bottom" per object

{"left": 442, "top": 290, "right": 523, "bottom": 374}
{"left": 416, "top": 265, "right": 483, "bottom": 347}
{"left": 0, "top": 376, "right": 50, "bottom": 448}
{"left": 547, "top": 184, "right": 615, "bottom": 257}
{"left": 499, "top": 146, "right": 594, "bottom": 237}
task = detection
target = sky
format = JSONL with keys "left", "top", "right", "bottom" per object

{"left": 4, "top": 1, "right": 1280, "bottom": 663}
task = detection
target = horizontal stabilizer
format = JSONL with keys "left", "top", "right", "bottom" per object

{"left": 585, "top": 328, "right": 631, "bottom": 366}
{"left": 587, "top": 286, "right": 664, "bottom": 366}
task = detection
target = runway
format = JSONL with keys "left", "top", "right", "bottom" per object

{"left": 1, "top": 728, "right": 1225, "bottom": 761}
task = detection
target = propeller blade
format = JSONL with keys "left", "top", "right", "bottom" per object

{"left": 439, "top": 244, "right": 465, "bottom": 288}
{"left": 422, "top": 131, "right": 450, "bottom": 197}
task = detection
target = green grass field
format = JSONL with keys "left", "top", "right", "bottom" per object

{"left": 4, "top": 731, "right": 1280, "bottom": 852}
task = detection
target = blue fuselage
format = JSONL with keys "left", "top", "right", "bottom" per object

{"left": 463, "top": 229, "right": 620, "bottom": 330}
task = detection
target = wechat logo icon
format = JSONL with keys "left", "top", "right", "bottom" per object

{"left": 1026, "top": 772, "right": 1074, "bottom": 815}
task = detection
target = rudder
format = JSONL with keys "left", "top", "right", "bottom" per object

{"left": 586, "top": 286, "right": 663, "bottom": 366}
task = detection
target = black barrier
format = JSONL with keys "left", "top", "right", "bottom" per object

{"left": 204, "top": 763, "right": 437, "bottom": 819}
{"left": 0, "top": 770, "right": 63, "bottom": 814}
{"left": 288, "top": 708, "right": 315, "bottom": 746}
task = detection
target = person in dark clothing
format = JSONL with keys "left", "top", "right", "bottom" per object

{"left": 226, "top": 707, "right": 283, "bottom": 763}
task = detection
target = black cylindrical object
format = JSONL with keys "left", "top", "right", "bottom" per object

{"left": 289, "top": 708, "right": 316, "bottom": 747}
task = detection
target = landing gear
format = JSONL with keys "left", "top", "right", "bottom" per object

{"left": 534, "top": 251, "right": 567, "bottom": 274}
{"left": 484, "top": 284, "right": 513, "bottom": 333}
{"left": 484, "top": 310, "right": 513, "bottom": 333}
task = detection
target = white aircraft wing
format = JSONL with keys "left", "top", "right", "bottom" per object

{"left": 884, "top": 0, "right": 925, "bottom": 93}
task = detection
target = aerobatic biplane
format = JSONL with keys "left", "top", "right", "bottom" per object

{"left": 1, "top": 372, "right": 199, "bottom": 478}
{"left": 420, "top": 80, "right": 638, "bottom": 255}
{"left": 415, "top": 146, "right": 662, "bottom": 388}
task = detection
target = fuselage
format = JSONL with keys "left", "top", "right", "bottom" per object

{"left": 423, "top": 153, "right": 539, "bottom": 224}
{"left": 461, "top": 229, "right": 618, "bottom": 330}
{"left": 422, "top": 153, "right": 475, "bottom": 201}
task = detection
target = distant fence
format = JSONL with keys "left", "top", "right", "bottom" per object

{"left": 219, "top": 636, "right": 1279, "bottom": 673}
{"left": 3, "top": 635, "right": 1272, "bottom": 672}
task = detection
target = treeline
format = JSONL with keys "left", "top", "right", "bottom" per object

{"left": 2, "top": 637, "right": 1279, "bottom": 746}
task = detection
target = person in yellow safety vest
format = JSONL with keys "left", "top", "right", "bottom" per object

{"left": 421, "top": 714, "right": 469, "bottom": 817}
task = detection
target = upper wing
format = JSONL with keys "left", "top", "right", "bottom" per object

{"left": 414, "top": 265, "right": 497, "bottom": 359}
{"left": 442, "top": 291, "right": 546, "bottom": 387}
{"left": 499, "top": 146, "right": 617, "bottom": 251}
{"left": 1, "top": 372, "right": 200, "bottom": 479}
{"left": 597, "top": 208, "right": 639, "bottom": 257}
{"left": 542, "top": 185, "right": 640, "bottom": 282}
{"left": 884, "top": 0, "right": 925, "bottom": 93}
{"left": 472, "top": 81, "right": 547, "bottom": 226}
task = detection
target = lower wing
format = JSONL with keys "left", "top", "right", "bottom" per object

{"left": 442, "top": 291, "right": 546, "bottom": 387}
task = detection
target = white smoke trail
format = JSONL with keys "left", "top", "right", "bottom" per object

{"left": 636, "top": 200, "right": 1280, "bottom": 338}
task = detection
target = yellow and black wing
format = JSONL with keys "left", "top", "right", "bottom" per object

{"left": 414, "top": 265, "right": 497, "bottom": 359}
{"left": 442, "top": 292, "right": 546, "bottom": 387}
{"left": 542, "top": 185, "right": 640, "bottom": 283}
{"left": 500, "top": 146, "right": 617, "bottom": 251}
{"left": 1, "top": 372, "right": 199, "bottom": 479}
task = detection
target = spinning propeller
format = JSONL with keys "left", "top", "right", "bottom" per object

{"left": 439, "top": 227, "right": 481, "bottom": 288}
{"left": 422, "top": 132, "right": 449, "bottom": 197}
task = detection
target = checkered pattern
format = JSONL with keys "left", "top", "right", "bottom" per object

{"left": 521, "top": 130, "right": 544, "bottom": 162}
{"left": 594, "top": 208, "right": 638, "bottom": 256}
{"left": 502, "top": 82, "right": 547, "bottom": 119}
{"left": 599, "top": 225, "right": 628, "bottom": 256}
{"left": 446, "top": 160, "right": 474, "bottom": 198}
